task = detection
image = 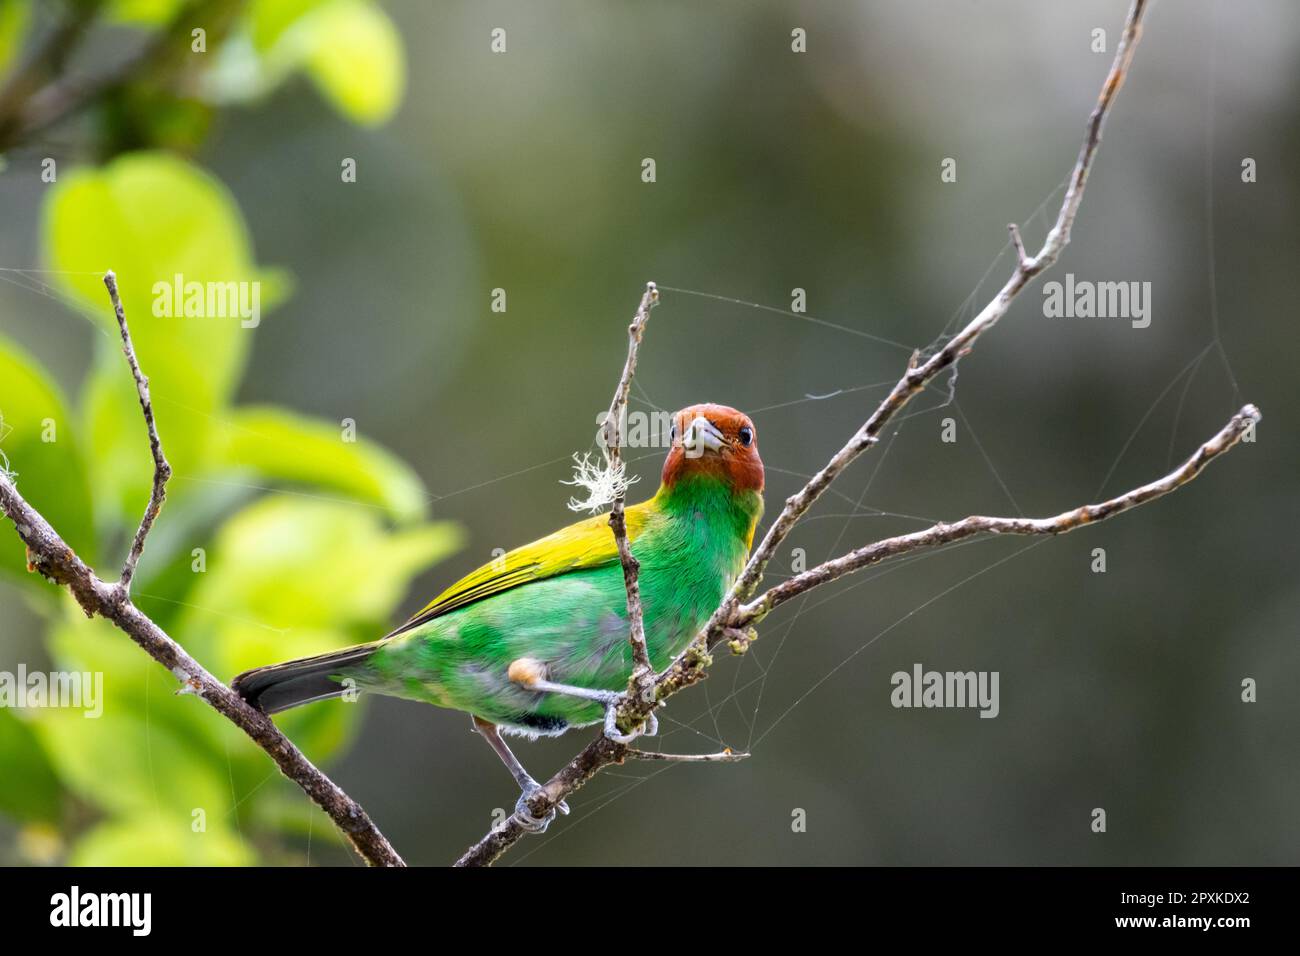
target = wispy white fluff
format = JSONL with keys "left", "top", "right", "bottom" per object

{"left": 561, "top": 452, "right": 638, "bottom": 514}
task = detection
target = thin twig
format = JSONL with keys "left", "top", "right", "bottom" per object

{"left": 458, "top": 406, "right": 1255, "bottom": 865}
{"left": 736, "top": 404, "right": 1261, "bottom": 625}
{"left": 626, "top": 748, "right": 749, "bottom": 763}
{"left": 703, "top": 0, "right": 1151, "bottom": 633}
{"left": 602, "top": 282, "right": 659, "bottom": 711}
{"left": 1007, "top": 223, "right": 1029, "bottom": 268}
{"left": 104, "top": 271, "right": 171, "bottom": 592}
{"left": 454, "top": 0, "right": 1176, "bottom": 868}
{"left": 0, "top": 275, "right": 403, "bottom": 867}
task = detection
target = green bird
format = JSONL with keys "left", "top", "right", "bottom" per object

{"left": 233, "top": 403, "right": 764, "bottom": 829}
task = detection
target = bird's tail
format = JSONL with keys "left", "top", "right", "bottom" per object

{"left": 232, "top": 641, "right": 383, "bottom": 714}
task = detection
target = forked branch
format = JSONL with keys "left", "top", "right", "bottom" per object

{"left": 736, "top": 404, "right": 1260, "bottom": 626}
{"left": 0, "top": 276, "right": 403, "bottom": 867}
{"left": 601, "top": 283, "right": 660, "bottom": 709}
{"left": 104, "top": 272, "right": 171, "bottom": 592}
{"left": 453, "top": 0, "right": 1262, "bottom": 868}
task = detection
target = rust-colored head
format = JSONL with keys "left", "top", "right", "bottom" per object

{"left": 661, "top": 403, "right": 764, "bottom": 493}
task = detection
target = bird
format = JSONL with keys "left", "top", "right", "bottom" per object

{"left": 232, "top": 403, "right": 764, "bottom": 830}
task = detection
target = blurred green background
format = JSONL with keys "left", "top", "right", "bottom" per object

{"left": 0, "top": 0, "right": 1296, "bottom": 866}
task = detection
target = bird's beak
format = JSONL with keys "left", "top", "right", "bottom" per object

{"left": 682, "top": 415, "right": 726, "bottom": 458}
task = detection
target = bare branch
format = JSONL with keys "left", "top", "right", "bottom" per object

{"left": 454, "top": 0, "right": 1179, "bottom": 868}
{"left": 458, "top": 403, "right": 1256, "bottom": 866}
{"left": 737, "top": 405, "right": 1261, "bottom": 625}
{"left": 104, "top": 271, "right": 171, "bottom": 592}
{"left": 454, "top": 737, "right": 623, "bottom": 868}
{"left": 0, "top": 275, "right": 402, "bottom": 867}
{"left": 626, "top": 748, "right": 749, "bottom": 763}
{"left": 602, "top": 282, "right": 659, "bottom": 710}
{"left": 709, "top": 0, "right": 1151, "bottom": 628}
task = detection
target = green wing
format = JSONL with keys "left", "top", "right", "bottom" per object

{"left": 384, "top": 501, "right": 655, "bottom": 637}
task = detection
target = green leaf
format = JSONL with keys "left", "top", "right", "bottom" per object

{"left": 36, "top": 614, "right": 237, "bottom": 823}
{"left": 70, "top": 816, "right": 255, "bottom": 866}
{"left": 0, "top": 710, "right": 62, "bottom": 823}
{"left": 248, "top": 0, "right": 331, "bottom": 51}
{"left": 215, "top": 406, "right": 429, "bottom": 523}
{"left": 105, "top": 0, "right": 187, "bottom": 25}
{"left": 300, "top": 0, "right": 404, "bottom": 124}
{"left": 262, "top": 0, "right": 405, "bottom": 125}
{"left": 41, "top": 152, "right": 285, "bottom": 528}
{"left": 176, "top": 493, "right": 459, "bottom": 759}
{"left": 182, "top": 493, "right": 460, "bottom": 669}
{"left": 42, "top": 609, "right": 316, "bottom": 833}
{"left": 37, "top": 704, "right": 231, "bottom": 821}
{"left": 0, "top": 335, "right": 95, "bottom": 581}
{"left": 0, "top": 0, "right": 30, "bottom": 81}
{"left": 44, "top": 610, "right": 229, "bottom": 760}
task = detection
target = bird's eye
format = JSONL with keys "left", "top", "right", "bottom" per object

{"left": 669, "top": 421, "right": 678, "bottom": 443}
{"left": 737, "top": 426, "right": 753, "bottom": 447}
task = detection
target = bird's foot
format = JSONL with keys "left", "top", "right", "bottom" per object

{"left": 512, "top": 783, "right": 569, "bottom": 833}
{"left": 602, "top": 696, "right": 658, "bottom": 744}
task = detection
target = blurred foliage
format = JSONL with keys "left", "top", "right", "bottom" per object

{"left": 0, "top": 2, "right": 29, "bottom": 80}
{"left": 0, "top": 1, "right": 447, "bottom": 865}
{"left": 0, "top": 339, "right": 94, "bottom": 572}
{"left": 245, "top": 0, "right": 404, "bottom": 125}
{"left": 109, "top": 0, "right": 406, "bottom": 127}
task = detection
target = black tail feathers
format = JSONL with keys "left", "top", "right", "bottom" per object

{"left": 232, "top": 642, "right": 382, "bottom": 714}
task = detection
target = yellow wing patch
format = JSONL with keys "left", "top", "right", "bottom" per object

{"left": 385, "top": 501, "right": 655, "bottom": 637}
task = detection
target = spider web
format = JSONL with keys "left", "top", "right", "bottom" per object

{"left": 497, "top": 71, "right": 1247, "bottom": 864}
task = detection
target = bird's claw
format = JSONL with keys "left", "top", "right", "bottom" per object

{"left": 602, "top": 696, "right": 658, "bottom": 744}
{"left": 512, "top": 786, "right": 568, "bottom": 833}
